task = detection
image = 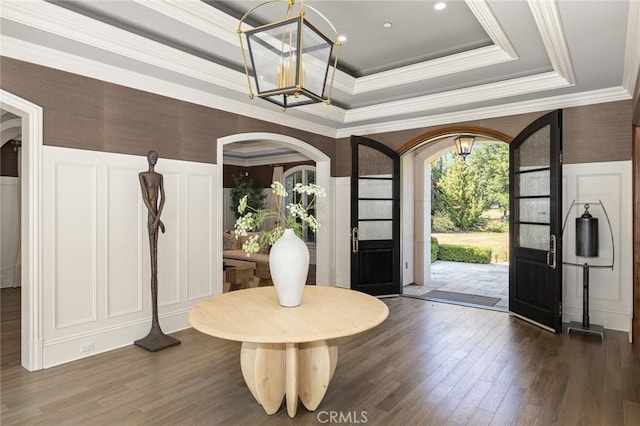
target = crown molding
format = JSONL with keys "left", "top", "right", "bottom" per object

{"left": 0, "top": 36, "right": 340, "bottom": 139}
{"left": 133, "top": 0, "right": 517, "bottom": 96}
{"left": 344, "top": 71, "right": 571, "bottom": 123}
{"left": 344, "top": 0, "right": 520, "bottom": 95}
{"left": 3, "top": 0, "right": 581, "bottom": 129}
{"left": 295, "top": 102, "right": 347, "bottom": 125}
{"left": 352, "top": 45, "right": 515, "bottom": 94}
{"left": 1, "top": 0, "right": 248, "bottom": 94}
{"left": 336, "top": 86, "right": 631, "bottom": 138}
{"left": 6, "top": 34, "right": 627, "bottom": 142}
{"left": 133, "top": 0, "right": 239, "bottom": 46}
{"left": 2, "top": 0, "right": 634, "bottom": 141}
{"left": 223, "top": 153, "right": 308, "bottom": 167}
{"left": 527, "top": 0, "right": 576, "bottom": 85}
{"left": 466, "top": 0, "right": 518, "bottom": 58}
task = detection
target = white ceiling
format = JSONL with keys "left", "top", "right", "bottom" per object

{"left": 1, "top": 0, "right": 639, "bottom": 164}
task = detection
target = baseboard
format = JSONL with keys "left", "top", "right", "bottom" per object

{"left": 562, "top": 304, "right": 630, "bottom": 332}
{"left": 42, "top": 308, "right": 191, "bottom": 368}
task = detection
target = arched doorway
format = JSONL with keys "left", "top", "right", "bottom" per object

{"left": 399, "top": 128, "right": 511, "bottom": 310}
{"left": 216, "top": 133, "right": 332, "bottom": 287}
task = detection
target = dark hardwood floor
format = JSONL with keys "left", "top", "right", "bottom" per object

{"left": 2, "top": 287, "right": 640, "bottom": 425}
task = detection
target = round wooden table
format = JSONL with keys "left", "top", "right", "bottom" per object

{"left": 188, "top": 286, "right": 389, "bottom": 417}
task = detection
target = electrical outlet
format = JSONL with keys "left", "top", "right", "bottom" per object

{"left": 80, "top": 342, "right": 94, "bottom": 353}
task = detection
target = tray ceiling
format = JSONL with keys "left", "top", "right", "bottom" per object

{"left": 1, "top": 0, "right": 638, "bottom": 148}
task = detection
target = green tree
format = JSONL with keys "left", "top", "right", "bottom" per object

{"left": 230, "top": 174, "right": 266, "bottom": 220}
{"left": 431, "top": 154, "right": 448, "bottom": 215}
{"left": 470, "top": 143, "right": 509, "bottom": 217}
{"left": 435, "top": 156, "right": 485, "bottom": 230}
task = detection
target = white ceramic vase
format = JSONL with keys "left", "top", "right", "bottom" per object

{"left": 269, "top": 228, "right": 309, "bottom": 307}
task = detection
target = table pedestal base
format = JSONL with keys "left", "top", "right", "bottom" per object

{"left": 240, "top": 339, "right": 338, "bottom": 417}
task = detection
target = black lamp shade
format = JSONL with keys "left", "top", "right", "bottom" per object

{"left": 576, "top": 211, "right": 598, "bottom": 257}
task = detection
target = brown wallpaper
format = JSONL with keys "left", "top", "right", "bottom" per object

{"left": 104, "top": 85, "right": 182, "bottom": 159}
{"left": 1, "top": 57, "right": 632, "bottom": 178}
{"left": 0, "top": 57, "right": 336, "bottom": 168}
{"left": 223, "top": 161, "right": 315, "bottom": 188}
{"left": 335, "top": 103, "right": 633, "bottom": 176}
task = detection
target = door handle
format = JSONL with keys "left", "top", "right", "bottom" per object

{"left": 547, "top": 234, "right": 557, "bottom": 269}
{"left": 351, "top": 227, "right": 359, "bottom": 254}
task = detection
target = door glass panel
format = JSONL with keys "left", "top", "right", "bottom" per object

{"left": 359, "top": 200, "right": 392, "bottom": 219}
{"left": 516, "top": 125, "right": 550, "bottom": 171}
{"left": 518, "top": 198, "right": 550, "bottom": 223}
{"left": 358, "top": 179, "right": 392, "bottom": 199}
{"left": 518, "top": 224, "right": 549, "bottom": 250}
{"left": 359, "top": 145, "right": 392, "bottom": 178}
{"left": 359, "top": 220, "right": 392, "bottom": 240}
{"left": 517, "top": 170, "right": 550, "bottom": 197}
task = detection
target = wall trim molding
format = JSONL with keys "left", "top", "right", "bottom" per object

{"left": 1, "top": 35, "right": 631, "bottom": 140}
{"left": 42, "top": 307, "right": 192, "bottom": 368}
{"left": 0, "top": 89, "right": 44, "bottom": 371}
{"left": 562, "top": 160, "right": 633, "bottom": 338}
{"left": 2, "top": 0, "right": 635, "bottom": 139}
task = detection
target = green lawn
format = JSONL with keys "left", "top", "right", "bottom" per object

{"left": 432, "top": 231, "right": 509, "bottom": 262}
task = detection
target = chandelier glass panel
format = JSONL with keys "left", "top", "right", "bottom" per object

{"left": 238, "top": 0, "right": 342, "bottom": 109}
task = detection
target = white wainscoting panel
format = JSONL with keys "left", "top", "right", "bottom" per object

{"left": 106, "top": 167, "right": 142, "bottom": 318}
{"left": 0, "top": 177, "right": 19, "bottom": 288}
{"left": 186, "top": 173, "right": 214, "bottom": 301}
{"left": 153, "top": 171, "right": 180, "bottom": 307}
{"left": 41, "top": 146, "right": 218, "bottom": 367}
{"left": 561, "top": 161, "right": 632, "bottom": 333}
{"left": 332, "top": 177, "right": 350, "bottom": 288}
{"left": 53, "top": 162, "right": 97, "bottom": 329}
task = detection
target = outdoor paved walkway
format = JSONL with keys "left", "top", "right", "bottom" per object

{"left": 404, "top": 260, "right": 509, "bottom": 311}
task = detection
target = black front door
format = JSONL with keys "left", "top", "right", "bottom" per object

{"left": 509, "top": 110, "right": 563, "bottom": 332}
{"left": 350, "top": 136, "right": 400, "bottom": 296}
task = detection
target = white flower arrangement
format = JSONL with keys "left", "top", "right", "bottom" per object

{"left": 234, "top": 181, "right": 326, "bottom": 254}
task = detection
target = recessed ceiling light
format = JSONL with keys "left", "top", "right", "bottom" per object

{"left": 383, "top": 22, "right": 392, "bottom": 29}
{"left": 434, "top": 2, "right": 447, "bottom": 11}
{"left": 338, "top": 35, "right": 347, "bottom": 42}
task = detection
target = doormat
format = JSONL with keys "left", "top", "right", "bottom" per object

{"left": 418, "top": 290, "right": 500, "bottom": 307}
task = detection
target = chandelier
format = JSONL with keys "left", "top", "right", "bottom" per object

{"left": 237, "top": 0, "right": 343, "bottom": 110}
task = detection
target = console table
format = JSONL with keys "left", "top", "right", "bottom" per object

{"left": 188, "top": 286, "right": 388, "bottom": 417}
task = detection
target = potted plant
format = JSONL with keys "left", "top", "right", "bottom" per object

{"left": 234, "top": 181, "right": 325, "bottom": 307}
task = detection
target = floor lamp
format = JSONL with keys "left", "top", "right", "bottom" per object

{"left": 563, "top": 201, "right": 614, "bottom": 340}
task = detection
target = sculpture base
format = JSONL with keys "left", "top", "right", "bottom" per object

{"left": 134, "top": 329, "right": 181, "bottom": 352}
{"left": 567, "top": 321, "right": 604, "bottom": 340}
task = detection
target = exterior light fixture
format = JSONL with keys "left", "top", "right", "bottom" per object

{"left": 237, "top": 0, "right": 342, "bottom": 110}
{"left": 454, "top": 135, "right": 475, "bottom": 159}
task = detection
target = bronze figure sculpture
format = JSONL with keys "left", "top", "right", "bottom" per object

{"left": 134, "top": 150, "right": 180, "bottom": 351}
